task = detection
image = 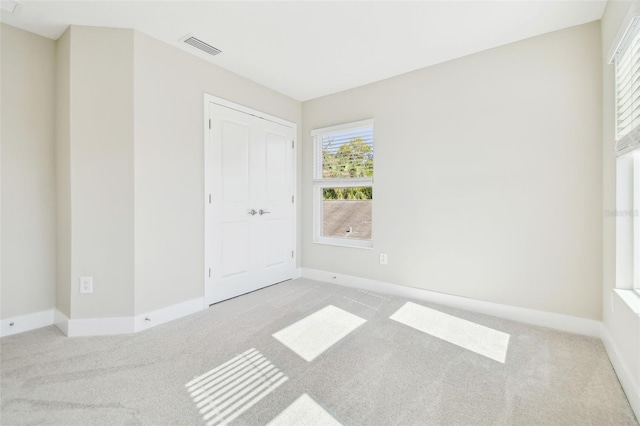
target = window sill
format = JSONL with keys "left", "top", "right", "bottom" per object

{"left": 313, "top": 238, "right": 373, "bottom": 250}
{"left": 614, "top": 289, "right": 640, "bottom": 315}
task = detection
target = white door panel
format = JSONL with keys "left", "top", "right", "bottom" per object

{"left": 220, "top": 120, "right": 250, "bottom": 203}
{"left": 207, "top": 102, "right": 295, "bottom": 304}
{"left": 264, "top": 218, "right": 288, "bottom": 268}
{"left": 265, "top": 131, "right": 288, "bottom": 203}
{"left": 219, "top": 221, "right": 251, "bottom": 278}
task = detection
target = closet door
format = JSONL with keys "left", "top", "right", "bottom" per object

{"left": 207, "top": 102, "right": 294, "bottom": 304}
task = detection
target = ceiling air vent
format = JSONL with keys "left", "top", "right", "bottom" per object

{"left": 180, "top": 34, "right": 222, "bottom": 57}
{"left": 1, "top": 0, "right": 23, "bottom": 14}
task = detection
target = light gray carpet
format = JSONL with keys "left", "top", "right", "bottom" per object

{"left": 1, "top": 278, "right": 637, "bottom": 425}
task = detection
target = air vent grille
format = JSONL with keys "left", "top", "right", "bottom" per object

{"left": 183, "top": 36, "right": 222, "bottom": 57}
{"left": 1, "top": 0, "right": 23, "bottom": 14}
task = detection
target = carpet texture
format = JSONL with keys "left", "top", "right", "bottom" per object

{"left": 1, "top": 278, "right": 637, "bottom": 425}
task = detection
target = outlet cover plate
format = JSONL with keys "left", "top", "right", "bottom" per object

{"left": 80, "top": 277, "right": 93, "bottom": 294}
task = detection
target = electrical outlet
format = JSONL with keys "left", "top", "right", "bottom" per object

{"left": 380, "top": 253, "right": 388, "bottom": 265}
{"left": 80, "top": 277, "right": 93, "bottom": 294}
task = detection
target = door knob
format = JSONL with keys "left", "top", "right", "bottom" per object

{"left": 248, "top": 209, "right": 257, "bottom": 216}
{"left": 258, "top": 209, "right": 271, "bottom": 215}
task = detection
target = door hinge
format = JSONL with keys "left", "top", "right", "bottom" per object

{"left": 209, "top": 119, "right": 211, "bottom": 129}
{"left": 209, "top": 194, "right": 212, "bottom": 204}
{"left": 292, "top": 140, "right": 294, "bottom": 148}
{"left": 208, "top": 268, "right": 211, "bottom": 278}
{"left": 292, "top": 195, "right": 294, "bottom": 203}
{"left": 291, "top": 250, "right": 294, "bottom": 258}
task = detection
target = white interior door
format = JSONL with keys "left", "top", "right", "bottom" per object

{"left": 206, "top": 101, "right": 295, "bottom": 304}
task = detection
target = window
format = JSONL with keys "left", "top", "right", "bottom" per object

{"left": 311, "top": 119, "right": 374, "bottom": 248}
{"left": 613, "top": 152, "right": 640, "bottom": 295}
{"left": 611, "top": 9, "right": 640, "bottom": 294}
{"left": 613, "top": 16, "right": 640, "bottom": 156}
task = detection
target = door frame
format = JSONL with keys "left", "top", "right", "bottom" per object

{"left": 203, "top": 94, "right": 298, "bottom": 306}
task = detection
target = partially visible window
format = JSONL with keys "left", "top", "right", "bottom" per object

{"left": 612, "top": 10, "right": 640, "bottom": 295}
{"left": 634, "top": 153, "right": 640, "bottom": 294}
{"left": 312, "top": 120, "right": 374, "bottom": 248}
{"left": 613, "top": 16, "right": 640, "bottom": 156}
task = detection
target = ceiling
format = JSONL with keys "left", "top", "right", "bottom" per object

{"left": 1, "top": 1, "right": 607, "bottom": 101}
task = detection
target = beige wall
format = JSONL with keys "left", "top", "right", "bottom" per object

{"left": 0, "top": 19, "right": 612, "bottom": 328}
{"left": 55, "top": 28, "right": 71, "bottom": 317}
{"left": 1, "top": 24, "right": 56, "bottom": 318}
{"left": 302, "top": 22, "right": 602, "bottom": 320}
{"left": 133, "top": 32, "right": 301, "bottom": 314}
{"left": 67, "top": 26, "right": 135, "bottom": 319}
{"left": 48, "top": 25, "right": 302, "bottom": 320}
{"left": 600, "top": 0, "right": 640, "bottom": 407}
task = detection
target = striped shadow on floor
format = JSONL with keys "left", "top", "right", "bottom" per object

{"left": 185, "top": 348, "right": 288, "bottom": 426}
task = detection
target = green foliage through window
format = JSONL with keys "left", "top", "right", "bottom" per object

{"left": 322, "top": 137, "right": 373, "bottom": 179}
{"left": 323, "top": 186, "right": 372, "bottom": 200}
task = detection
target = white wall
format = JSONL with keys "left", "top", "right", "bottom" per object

{"left": 302, "top": 22, "right": 602, "bottom": 320}
{"left": 601, "top": 0, "right": 640, "bottom": 415}
{"left": 133, "top": 32, "right": 301, "bottom": 315}
{"left": 1, "top": 24, "right": 56, "bottom": 319}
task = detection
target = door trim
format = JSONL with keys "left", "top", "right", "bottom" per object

{"left": 203, "top": 94, "right": 298, "bottom": 306}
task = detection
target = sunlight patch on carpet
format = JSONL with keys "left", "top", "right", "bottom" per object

{"left": 267, "top": 394, "right": 342, "bottom": 426}
{"left": 272, "top": 305, "right": 366, "bottom": 362}
{"left": 186, "top": 348, "right": 288, "bottom": 425}
{"left": 390, "top": 302, "right": 510, "bottom": 363}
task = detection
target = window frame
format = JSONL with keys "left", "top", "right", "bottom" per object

{"left": 616, "top": 152, "right": 640, "bottom": 297}
{"left": 634, "top": 153, "right": 640, "bottom": 295}
{"left": 611, "top": 4, "right": 640, "bottom": 298}
{"left": 311, "top": 119, "right": 374, "bottom": 249}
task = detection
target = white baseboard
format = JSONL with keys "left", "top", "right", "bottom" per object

{"left": 67, "top": 316, "right": 134, "bottom": 337}
{"left": 65, "top": 297, "right": 206, "bottom": 337}
{"left": 54, "top": 309, "right": 69, "bottom": 336}
{"left": 293, "top": 268, "right": 302, "bottom": 279}
{"left": 301, "top": 268, "right": 602, "bottom": 337}
{"left": 0, "top": 309, "right": 55, "bottom": 337}
{"left": 134, "top": 297, "right": 205, "bottom": 332}
{"left": 8, "top": 298, "right": 207, "bottom": 338}
{"left": 600, "top": 324, "right": 640, "bottom": 420}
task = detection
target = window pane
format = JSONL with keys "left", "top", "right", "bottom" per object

{"left": 321, "top": 129, "right": 374, "bottom": 179}
{"left": 322, "top": 187, "right": 372, "bottom": 240}
{"left": 616, "top": 18, "right": 640, "bottom": 141}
